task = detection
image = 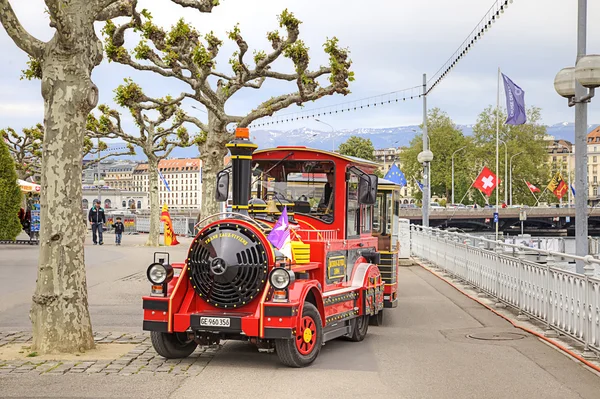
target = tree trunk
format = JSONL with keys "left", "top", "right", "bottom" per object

{"left": 146, "top": 157, "right": 160, "bottom": 246}
{"left": 30, "top": 7, "right": 102, "bottom": 353}
{"left": 199, "top": 128, "right": 230, "bottom": 221}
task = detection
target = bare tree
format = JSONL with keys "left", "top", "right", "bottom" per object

{"left": 103, "top": 8, "right": 354, "bottom": 217}
{"left": 0, "top": 0, "right": 217, "bottom": 354}
{"left": 1, "top": 125, "right": 133, "bottom": 181}
{"left": 87, "top": 80, "right": 193, "bottom": 246}
{"left": 1, "top": 124, "right": 43, "bottom": 180}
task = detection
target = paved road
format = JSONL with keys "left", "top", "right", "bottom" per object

{"left": 1, "top": 235, "right": 600, "bottom": 398}
{"left": 0, "top": 232, "right": 192, "bottom": 332}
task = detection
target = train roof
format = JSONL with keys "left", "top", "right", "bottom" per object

{"left": 253, "top": 146, "right": 380, "bottom": 168}
{"left": 378, "top": 177, "right": 401, "bottom": 186}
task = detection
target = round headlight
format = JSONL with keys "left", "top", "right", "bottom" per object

{"left": 147, "top": 263, "right": 174, "bottom": 284}
{"left": 269, "top": 268, "right": 295, "bottom": 290}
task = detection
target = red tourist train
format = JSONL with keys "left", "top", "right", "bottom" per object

{"left": 142, "top": 128, "right": 402, "bottom": 367}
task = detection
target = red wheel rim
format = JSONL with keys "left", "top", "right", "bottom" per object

{"left": 295, "top": 316, "right": 317, "bottom": 355}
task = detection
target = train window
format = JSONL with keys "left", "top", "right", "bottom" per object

{"left": 347, "top": 171, "right": 360, "bottom": 238}
{"left": 373, "top": 193, "right": 384, "bottom": 234}
{"left": 391, "top": 191, "right": 400, "bottom": 250}
{"left": 361, "top": 204, "right": 372, "bottom": 234}
{"left": 251, "top": 160, "right": 335, "bottom": 223}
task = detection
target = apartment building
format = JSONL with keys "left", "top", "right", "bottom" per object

{"left": 104, "top": 163, "right": 137, "bottom": 191}
{"left": 587, "top": 127, "right": 600, "bottom": 203}
{"left": 132, "top": 158, "right": 202, "bottom": 210}
{"left": 373, "top": 147, "right": 401, "bottom": 173}
{"left": 373, "top": 146, "right": 415, "bottom": 203}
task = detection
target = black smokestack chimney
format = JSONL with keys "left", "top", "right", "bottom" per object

{"left": 226, "top": 128, "right": 256, "bottom": 216}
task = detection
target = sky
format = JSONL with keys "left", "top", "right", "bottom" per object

{"left": 1, "top": 0, "right": 599, "bottom": 139}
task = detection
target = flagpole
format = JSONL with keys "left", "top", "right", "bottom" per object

{"left": 534, "top": 187, "right": 548, "bottom": 207}
{"left": 523, "top": 178, "right": 539, "bottom": 203}
{"left": 449, "top": 173, "right": 479, "bottom": 221}
{"left": 495, "top": 67, "right": 501, "bottom": 241}
{"left": 478, "top": 190, "right": 489, "bottom": 203}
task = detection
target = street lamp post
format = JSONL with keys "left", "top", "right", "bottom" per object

{"left": 315, "top": 119, "right": 335, "bottom": 151}
{"left": 418, "top": 74, "right": 433, "bottom": 227}
{"left": 553, "top": 0, "right": 600, "bottom": 274}
{"left": 499, "top": 140, "right": 508, "bottom": 205}
{"left": 451, "top": 146, "right": 467, "bottom": 205}
{"left": 509, "top": 151, "right": 524, "bottom": 205}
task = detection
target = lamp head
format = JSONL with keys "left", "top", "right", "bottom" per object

{"left": 417, "top": 150, "right": 434, "bottom": 164}
{"left": 575, "top": 54, "right": 600, "bottom": 89}
{"left": 554, "top": 67, "right": 576, "bottom": 98}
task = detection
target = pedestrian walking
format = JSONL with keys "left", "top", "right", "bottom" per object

{"left": 113, "top": 217, "right": 124, "bottom": 246}
{"left": 88, "top": 199, "right": 105, "bottom": 245}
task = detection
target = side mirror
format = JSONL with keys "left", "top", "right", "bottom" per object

{"left": 215, "top": 170, "right": 229, "bottom": 202}
{"left": 358, "top": 174, "right": 378, "bottom": 205}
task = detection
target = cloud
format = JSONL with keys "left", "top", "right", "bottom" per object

{"left": 0, "top": 0, "right": 599, "bottom": 136}
{"left": 0, "top": 102, "right": 44, "bottom": 127}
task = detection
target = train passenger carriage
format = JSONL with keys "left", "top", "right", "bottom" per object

{"left": 142, "top": 128, "right": 401, "bottom": 367}
{"left": 372, "top": 177, "right": 402, "bottom": 322}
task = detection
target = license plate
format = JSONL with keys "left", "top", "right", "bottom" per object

{"left": 199, "top": 317, "right": 230, "bottom": 328}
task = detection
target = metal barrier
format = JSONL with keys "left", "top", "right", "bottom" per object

{"left": 410, "top": 225, "right": 600, "bottom": 356}
{"left": 135, "top": 216, "right": 194, "bottom": 236}
{"left": 105, "top": 215, "right": 137, "bottom": 233}
{"left": 103, "top": 213, "right": 195, "bottom": 237}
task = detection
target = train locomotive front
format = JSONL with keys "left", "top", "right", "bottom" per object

{"left": 142, "top": 127, "right": 387, "bottom": 367}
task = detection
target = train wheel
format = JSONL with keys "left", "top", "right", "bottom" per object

{"left": 276, "top": 302, "right": 322, "bottom": 367}
{"left": 369, "top": 310, "right": 384, "bottom": 326}
{"left": 349, "top": 314, "right": 369, "bottom": 342}
{"left": 151, "top": 331, "right": 198, "bottom": 359}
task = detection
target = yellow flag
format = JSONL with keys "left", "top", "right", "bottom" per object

{"left": 160, "top": 203, "right": 179, "bottom": 246}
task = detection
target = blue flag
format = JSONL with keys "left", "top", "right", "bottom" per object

{"left": 158, "top": 169, "right": 171, "bottom": 192}
{"left": 571, "top": 184, "right": 575, "bottom": 195}
{"left": 384, "top": 163, "right": 407, "bottom": 187}
{"left": 414, "top": 178, "right": 424, "bottom": 192}
{"left": 502, "top": 73, "right": 526, "bottom": 125}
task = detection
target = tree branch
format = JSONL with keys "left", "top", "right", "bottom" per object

{"left": 236, "top": 85, "right": 341, "bottom": 127}
{"left": 0, "top": 0, "right": 45, "bottom": 58}
{"left": 85, "top": 147, "right": 134, "bottom": 167}
{"left": 96, "top": 0, "right": 136, "bottom": 21}
{"left": 169, "top": 0, "right": 217, "bottom": 12}
{"left": 176, "top": 113, "right": 208, "bottom": 132}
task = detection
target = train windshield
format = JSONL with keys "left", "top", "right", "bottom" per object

{"left": 251, "top": 160, "right": 336, "bottom": 223}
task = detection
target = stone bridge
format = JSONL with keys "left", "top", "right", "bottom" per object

{"left": 401, "top": 207, "right": 600, "bottom": 235}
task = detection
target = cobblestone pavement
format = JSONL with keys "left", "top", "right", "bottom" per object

{"left": 0, "top": 331, "right": 221, "bottom": 376}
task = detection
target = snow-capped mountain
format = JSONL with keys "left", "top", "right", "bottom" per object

{"left": 88, "top": 122, "right": 600, "bottom": 162}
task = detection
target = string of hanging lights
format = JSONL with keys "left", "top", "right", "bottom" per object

{"left": 426, "top": 0, "right": 512, "bottom": 94}
{"left": 239, "top": 0, "right": 514, "bottom": 130}
{"left": 247, "top": 86, "right": 423, "bottom": 128}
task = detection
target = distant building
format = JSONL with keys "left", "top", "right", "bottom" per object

{"left": 373, "top": 147, "right": 401, "bottom": 173}
{"left": 81, "top": 159, "right": 138, "bottom": 186}
{"left": 373, "top": 146, "right": 415, "bottom": 203}
{"left": 544, "top": 129, "right": 600, "bottom": 205}
{"left": 82, "top": 188, "right": 149, "bottom": 211}
{"left": 132, "top": 158, "right": 202, "bottom": 210}
{"left": 546, "top": 136, "right": 574, "bottom": 182}
{"left": 104, "top": 163, "right": 137, "bottom": 191}
{"left": 588, "top": 127, "right": 600, "bottom": 203}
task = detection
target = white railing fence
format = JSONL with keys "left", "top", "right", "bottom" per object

{"left": 100, "top": 213, "right": 196, "bottom": 237}
{"left": 410, "top": 225, "right": 600, "bottom": 356}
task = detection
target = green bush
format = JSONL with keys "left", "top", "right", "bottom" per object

{"left": 0, "top": 137, "right": 22, "bottom": 240}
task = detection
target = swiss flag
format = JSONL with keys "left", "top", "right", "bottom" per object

{"left": 473, "top": 166, "right": 500, "bottom": 197}
{"left": 525, "top": 181, "right": 540, "bottom": 193}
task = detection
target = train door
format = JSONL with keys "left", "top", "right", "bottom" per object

{"left": 373, "top": 184, "right": 399, "bottom": 310}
